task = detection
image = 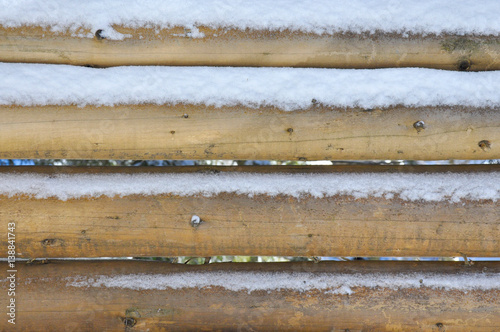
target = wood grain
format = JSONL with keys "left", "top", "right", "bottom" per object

{"left": 1, "top": 104, "right": 498, "bottom": 161}
{"left": 1, "top": 26, "right": 499, "bottom": 70}
{"left": 1, "top": 164, "right": 498, "bottom": 174}
{"left": 0, "top": 166, "right": 498, "bottom": 258}
{"left": 1, "top": 261, "right": 499, "bottom": 331}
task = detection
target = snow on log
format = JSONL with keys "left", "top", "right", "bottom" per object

{"left": 0, "top": 64, "right": 499, "bottom": 160}
{"left": 3, "top": 64, "right": 500, "bottom": 109}
{"left": 1, "top": 1, "right": 499, "bottom": 69}
{"left": 3, "top": 0, "right": 500, "bottom": 37}
{"left": 3, "top": 261, "right": 500, "bottom": 331}
{"left": 0, "top": 166, "right": 498, "bottom": 258}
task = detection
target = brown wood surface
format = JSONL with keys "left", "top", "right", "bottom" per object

{"left": 1, "top": 104, "right": 498, "bottom": 161}
{"left": 1, "top": 164, "right": 498, "bottom": 174}
{"left": 1, "top": 26, "right": 500, "bottom": 70}
{"left": 1, "top": 261, "right": 499, "bottom": 331}
{"left": 0, "top": 166, "right": 498, "bottom": 258}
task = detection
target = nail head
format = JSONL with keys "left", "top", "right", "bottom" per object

{"left": 123, "top": 317, "right": 136, "bottom": 327}
{"left": 413, "top": 120, "right": 425, "bottom": 132}
{"left": 191, "top": 215, "right": 201, "bottom": 227}
{"left": 95, "top": 29, "right": 105, "bottom": 40}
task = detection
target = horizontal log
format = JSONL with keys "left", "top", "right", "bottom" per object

{"left": 0, "top": 166, "right": 498, "bottom": 258}
{"left": 1, "top": 26, "right": 499, "bottom": 70}
{"left": 1, "top": 261, "right": 499, "bottom": 331}
{"left": 1, "top": 164, "right": 498, "bottom": 174}
{"left": 1, "top": 104, "right": 498, "bottom": 161}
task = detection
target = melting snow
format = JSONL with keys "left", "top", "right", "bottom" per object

{"left": 0, "top": 172, "right": 498, "bottom": 202}
{"left": 65, "top": 270, "right": 500, "bottom": 293}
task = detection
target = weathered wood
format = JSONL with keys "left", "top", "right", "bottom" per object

{"left": 1, "top": 261, "right": 499, "bottom": 331}
{"left": 1, "top": 104, "right": 498, "bottom": 161}
{"left": 1, "top": 26, "right": 499, "bottom": 70}
{"left": 0, "top": 166, "right": 498, "bottom": 258}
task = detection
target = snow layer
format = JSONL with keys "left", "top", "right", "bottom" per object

{"left": 66, "top": 271, "right": 500, "bottom": 294}
{"left": 1, "top": 172, "right": 499, "bottom": 202}
{"left": 1, "top": 63, "right": 500, "bottom": 110}
{"left": 1, "top": 0, "right": 500, "bottom": 39}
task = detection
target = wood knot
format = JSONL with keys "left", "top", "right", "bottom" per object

{"left": 478, "top": 140, "right": 491, "bottom": 151}
{"left": 458, "top": 60, "right": 470, "bottom": 71}
{"left": 122, "top": 317, "right": 136, "bottom": 327}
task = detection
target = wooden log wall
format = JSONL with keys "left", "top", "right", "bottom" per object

{"left": 1, "top": 15, "right": 499, "bottom": 332}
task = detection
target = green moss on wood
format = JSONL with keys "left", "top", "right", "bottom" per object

{"left": 441, "top": 38, "right": 480, "bottom": 53}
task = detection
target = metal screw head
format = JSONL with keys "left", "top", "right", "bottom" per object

{"left": 191, "top": 215, "right": 201, "bottom": 227}
{"left": 123, "top": 317, "right": 136, "bottom": 327}
{"left": 413, "top": 120, "right": 425, "bottom": 132}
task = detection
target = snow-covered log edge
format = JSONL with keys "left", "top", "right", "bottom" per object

{"left": 1, "top": 64, "right": 500, "bottom": 110}
{"left": 65, "top": 270, "right": 500, "bottom": 294}
{"left": 1, "top": 171, "right": 499, "bottom": 202}
{"left": 1, "top": 0, "right": 500, "bottom": 40}
{"left": 8, "top": 261, "right": 500, "bottom": 330}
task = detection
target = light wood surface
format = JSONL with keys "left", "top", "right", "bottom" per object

{"left": 1, "top": 26, "right": 499, "bottom": 70}
{"left": 0, "top": 166, "right": 498, "bottom": 258}
{"left": 1, "top": 104, "right": 498, "bottom": 161}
